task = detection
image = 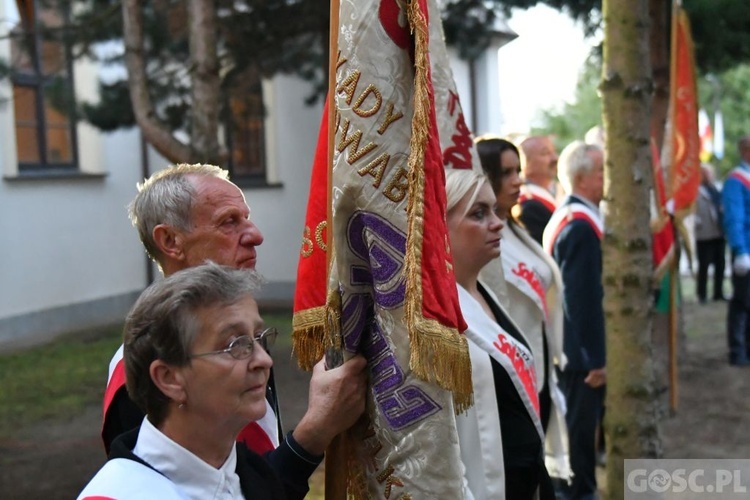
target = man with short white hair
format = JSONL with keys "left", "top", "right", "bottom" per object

{"left": 102, "top": 164, "right": 367, "bottom": 478}
{"left": 543, "top": 141, "right": 605, "bottom": 500}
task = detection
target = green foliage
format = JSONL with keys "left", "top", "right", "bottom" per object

{"left": 442, "top": 1, "right": 504, "bottom": 60}
{"left": 532, "top": 56, "right": 603, "bottom": 149}
{"left": 0, "top": 324, "right": 122, "bottom": 439}
{"left": 0, "top": 313, "right": 293, "bottom": 440}
{"left": 697, "top": 64, "right": 750, "bottom": 178}
{"left": 684, "top": 0, "right": 750, "bottom": 75}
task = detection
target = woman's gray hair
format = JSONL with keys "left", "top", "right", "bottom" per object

{"left": 557, "top": 141, "right": 603, "bottom": 195}
{"left": 445, "top": 169, "right": 489, "bottom": 216}
{"left": 128, "top": 164, "right": 229, "bottom": 266}
{"left": 123, "top": 261, "right": 263, "bottom": 425}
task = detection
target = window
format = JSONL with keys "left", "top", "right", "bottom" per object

{"left": 224, "top": 69, "right": 267, "bottom": 182}
{"left": 10, "top": 0, "right": 78, "bottom": 172}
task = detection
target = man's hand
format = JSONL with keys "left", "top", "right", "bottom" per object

{"left": 584, "top": 367, "right": 606, "bottom": 388}
{"left": 291, "top": 354, "right": 368, "bottom": 456}
{"left": 734, "top": 254, "right": 750, "bottom": 276}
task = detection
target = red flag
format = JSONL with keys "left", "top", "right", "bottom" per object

{"left": 291, "top": 103, "right": 329, "bottom": 369}
{"left": 667, "top": 6, "right": 701, "bottom": 218}
{"left": 651, "top": 138, "right": 675, "bottom": 281}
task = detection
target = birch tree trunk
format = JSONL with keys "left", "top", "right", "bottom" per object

{"left": 122, "top": 0, "right": 220, "bottom": 164}
{"left": 601, "top": 0, "right": 663, "bottom": 496}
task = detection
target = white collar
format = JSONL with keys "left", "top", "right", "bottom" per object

{"left": 133, "top": 417, "right": 243, "bottom": 499}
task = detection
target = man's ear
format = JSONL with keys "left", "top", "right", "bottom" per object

{"left": 150, "top": 359, "right": 187, "bottom": 404}
{"left": 153, "top": 224, "right": 184, "bottom": 261}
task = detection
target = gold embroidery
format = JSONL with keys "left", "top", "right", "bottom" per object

{"left": 337, "top": 118, "right": 378, "bottom": 165}
{"left": 358, "top": 152, "right": 390, "bottom": 188}
{"left": 336, "top": 50, "right": 347, "bottom": 71}
{"left": 314, "top": 221, "right": 327, "bottom": 252}
{"left": 300, "top": 226, "right": 314, "bottom": 258}
{"left": 383, "top": 166, "right": 409, "bottom": 203}
{"left": 353, "top": 84, "right": 383, "bottom": 118}
{"left": 377, "top": 102, "right": 404, "bottom": 135}
{"left": 337, "top": 70, "right": 361, "bottom": 105}
{"left": 377, "top": 465, "right": 405, "bottom": 499}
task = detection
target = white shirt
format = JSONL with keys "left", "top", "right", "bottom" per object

{"left": 133, "top": 417, "right": 245, "bottom": 499}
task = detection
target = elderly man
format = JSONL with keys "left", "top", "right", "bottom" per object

{"left": 102, "top": 163, "right": 367, "bottom": 463}
{"left": 543, "top": 142, "right": 605, "bottom": 500}
{"left": 723, "top": 136, "right": 750, "bottom": 366}
{"left": 517, "top": 135, "right": 560, "bottom": 244}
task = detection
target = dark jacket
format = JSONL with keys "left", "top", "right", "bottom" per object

{"left": 549, "top": 196, "right": 606, "bottom": 372}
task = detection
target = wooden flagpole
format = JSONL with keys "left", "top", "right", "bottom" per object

{"left": 667, "top": 0, "right": 679, "bottom": 414}
{"left": 324, "top": 0, "right": 348, "bottom": 497}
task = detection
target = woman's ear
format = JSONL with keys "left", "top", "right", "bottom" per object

{"left": 150, "top": 359, "right": 187, "bottom": 404}
{"left": 153, "top": 224, "right": 184, "bottom": 261}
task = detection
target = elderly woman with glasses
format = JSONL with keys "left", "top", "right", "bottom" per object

{"left": 79, "top": 263, "right": 320, "bottom": 499}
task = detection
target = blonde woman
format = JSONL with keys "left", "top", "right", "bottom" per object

{"left": 446, "top": 169, "right": 554, "bottom": 499}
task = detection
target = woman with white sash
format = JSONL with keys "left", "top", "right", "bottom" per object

{"left": 77, "top": 264, "right": 356, "bottom": 499}
{"left": 475, "top": 137, "right": 571, "bottom": 483}
{"left": 446, "top": 169, "right": 554, "bottom": 500}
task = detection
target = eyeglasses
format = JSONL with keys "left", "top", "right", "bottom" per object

{"left": 190, "top": 327, "right": 278, "bottom": 360}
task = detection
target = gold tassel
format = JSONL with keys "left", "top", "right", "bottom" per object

{"left": 402, "top": 0, "right": 473, "bottom": 411}
{"left": 292, "top": 307, "right": 327, "bottom": 371}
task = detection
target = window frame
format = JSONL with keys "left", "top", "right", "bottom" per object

{"left": 11, "top": 0, "right": 79, "bottom": 174}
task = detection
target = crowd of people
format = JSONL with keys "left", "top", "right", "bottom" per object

{"left": 77, "top": 131, "right": 749, "bottom": 499}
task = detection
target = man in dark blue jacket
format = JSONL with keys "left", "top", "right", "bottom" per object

{"left": 543, "top": 141, "right": 605, "bottom": 500}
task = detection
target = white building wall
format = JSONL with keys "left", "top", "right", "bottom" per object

{"left": 0, "top": 43, "right": 508, "bottom": 346}
{"left": 247, "top": 74, "right": 322, "bottom": 291}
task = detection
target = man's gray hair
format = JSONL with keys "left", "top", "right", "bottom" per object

{"left": 557, "top": 141, "right": 603, "bottom": 195}
{"left": 123, "top": 261, "right": 263, "bottom": 425}
{"left": 128, "top": 163, "right": 229, "bottom": 265}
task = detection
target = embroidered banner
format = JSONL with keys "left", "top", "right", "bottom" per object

{"left": 293, "top": 0, "right": 473, "bottom": 496}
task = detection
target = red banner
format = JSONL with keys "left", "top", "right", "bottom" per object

{"left": 651, "top": 138, "right": 675, "bottom": 281}
{"left": 667, "top": 7, "right": 700, "bottom": 217}
{"left": 291, "top": 104, "right": 329, "bottom": 369}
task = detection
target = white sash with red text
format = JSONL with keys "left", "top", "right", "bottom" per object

{"left": 543, "top": 200, "right": 603, "bottom": 255}
{"left": 457, "top": 285, "right": 542, "bottom": 433}
{"left": 501, "top": 242, "right": 549, "bottom": 323}
{"left": 519, "top": 183, "right": 557, "bottom": 213}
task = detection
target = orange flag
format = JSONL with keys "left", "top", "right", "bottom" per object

{"left": 667, "top": 5, "right": 701, "bottom": 219}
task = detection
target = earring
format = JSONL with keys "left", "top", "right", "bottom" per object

{"left": 178, "top": 401, "right": 186, "bottom": 410}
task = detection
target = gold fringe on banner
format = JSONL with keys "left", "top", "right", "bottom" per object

{"left": 403, "top": 0, "right": 473, "bottom": 414}
{"left": 291, "top": 307, "right": 326, "bottom": 371}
